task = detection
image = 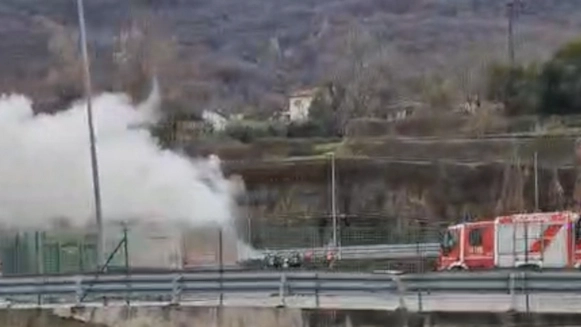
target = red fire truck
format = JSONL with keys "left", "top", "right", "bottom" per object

{"left": 438, "top": 211, "right": 581, "bottom": 271}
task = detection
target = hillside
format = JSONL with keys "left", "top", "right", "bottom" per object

{"left": 1, "top": 0, "right": 581, "bottom": 115}
{"left": 3, "top": 0, "right": 581, "bottom": 249}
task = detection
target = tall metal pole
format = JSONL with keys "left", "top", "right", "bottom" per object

{"left": 218, "top": 228, "right": 224, "bottom": 306}
{"left": 76, "top": 0, "right": 105, "bottom": 269}
{"left": 534, "top": 152, "right": 539, "bottom": 211}
{"left": 35, "top": 231, "right": 44, "bottom": 306}
{"left": 123, "top": 224, "right": 130, "bottom": 306}
{"left": 330, "top": 153, "right": 337, "bottom": 249}
{"left": 507, "top": 1, "right": 515, "bottom": 66}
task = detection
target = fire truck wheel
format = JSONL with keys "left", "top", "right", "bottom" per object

{"left": 517, "top": 264, "right": 540, "bottom": 272}
{"left": 450, "top": 266, "right": 465, "bottom": 271}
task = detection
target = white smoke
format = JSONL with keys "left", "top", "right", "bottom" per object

{"left": 0, "top": 88, "right": 237, "bottom": 230}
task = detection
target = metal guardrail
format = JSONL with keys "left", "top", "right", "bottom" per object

{"left": 3, "top": 270, "right": 581, "bottom": 306}
{"left": 0, "top": 272, "right": 395, "bottom": 299}
{"left": 402, "top": 270, "right": 581, "bottom": 293}
{"left": 263, "top": 243, "right": 440, "bottom": 260}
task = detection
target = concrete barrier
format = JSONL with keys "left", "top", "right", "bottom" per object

{"left": 4, "top": 306, "right": 581, "bottom": 327}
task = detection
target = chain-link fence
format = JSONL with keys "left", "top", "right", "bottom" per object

{"left": 0, "top": 227, "right": 131, "bottom": 276}
{"left": 0, "top": 229, "right": 106, "bottom": 276}
{"left": 243, "top": 214, "right": 445, "bottom": 250}
{"left": 0, "top": 223, "right": 245, "bottom": 276}
{"left": 0, "top": 215, "right": 446, "bottom": 276}
{"left": 238, "top": 214, "right": 446, "bottom": 273}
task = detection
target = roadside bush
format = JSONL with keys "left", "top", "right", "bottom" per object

{"left": 486, "top": 62, "right": 540, "bottom": 116}
{"left": 286, "top": 120, "right": 334, "bottom": 138}
{"left": 539, "top": 38, "right": 581, "bottom": 115}
{"left": 224, "top": 121, "right": 286, "bottom": 143}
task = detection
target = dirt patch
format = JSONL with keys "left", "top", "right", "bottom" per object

{"left": 229, "top": 158, "right": 576, "bottom": 230}
{"left": 0, "top": 309, "right": 106, "bottom": 327}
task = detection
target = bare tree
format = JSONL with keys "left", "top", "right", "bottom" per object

{"left": 112, "top": 10, "right": 178, "bottom": 103}
{"left": 496, "top": 154, "right": 525, "bottom": 214}
{"left": 318, "top": 23, "right": 403, "bottom": 132}
{"left": 40, "top": 18, "right": 84, "bottom": 103}
{"left": 547, "top": 168, "right": 565, "bottom": 210}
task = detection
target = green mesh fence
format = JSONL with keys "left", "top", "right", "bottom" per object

{"left": 247, "top": 216, "right": 445, "bottom": 250}
{"left": 0, "top": 230, "right": 124, "bottom": 276}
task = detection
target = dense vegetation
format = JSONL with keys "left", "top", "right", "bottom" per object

{"left": 487, "top": 39, "right": 581, "bottom": 116}
{"left": 2, "top": 0, "right": 581, "bottom": 120}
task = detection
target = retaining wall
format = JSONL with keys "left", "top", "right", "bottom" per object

{"left": 3, "top": 306, "right": 581, "bottom": 327}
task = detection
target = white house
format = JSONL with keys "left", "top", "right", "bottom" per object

{"left": 286, "top": 88, "right": 317, "bottom": 122}
{"left": 174, "top": 119, "right": 205, "bottom": 144}
{"left": 385, "top": 100, "right": 421, "bottom": 122}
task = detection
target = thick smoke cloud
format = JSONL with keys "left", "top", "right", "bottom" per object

{"left": 0, "top": 88, "right": 236, "bottom": 230}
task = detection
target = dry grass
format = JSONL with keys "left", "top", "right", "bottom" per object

{"left": 462, "top": 106, "right": 509, "bottom": 138}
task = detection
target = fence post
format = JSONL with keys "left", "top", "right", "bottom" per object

{"left": 278, "top": 273, "right": 287, "bottom": 307}
{"left": 509, "top": 272, "right": 516, "bottom": 311}
{"left": 522, "top": 271, "right": 530, "bottom": 313}
{"left": 35, "top": 231, "right": 44, "bottom": 275}
{"left": 218, "top": 228, "right": 224, "bottom": 307}
{"left": 171, "top": 273, "right": 182, "bottom": 305}
{"left": 391, "top": 274, "right": 410, "bottom": 327}
{"left": 416, "top": 240, "right": 421, "bottom": 273}
{"left": 417, "top": 290, "right": 423, "bottom": 312}
{"left": 391, "top": 275, "right": 407, "bottom": 310}
{"left": 314, "top": 272, "right": 320, "bottom": 308}
{"left": 75, "top": 277, "right": 84, "bottom": 306}
{"left": 35, "top": 274, "right": 43, "bottom": 308}
{"left": 35, "top": 231, "right": 44, "bottom": 307}
{"left": 123, "top": 224, "right": 130, "bottom": 307}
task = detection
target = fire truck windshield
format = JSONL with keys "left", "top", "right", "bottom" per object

{"left": 441, "top": 229, "right": 457, "bottom": 254}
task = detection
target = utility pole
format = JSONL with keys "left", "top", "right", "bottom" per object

{"left": 329, "top": 152, "right": 337, "bottom": 250}
{"left": 507, "top": 1, "right": 515, "bottom": 66}
{"left": 534, "top": 152, "right": 539, "bottom": 211}
{"left": 76, "top": 0, "right": 105, "bottom": 269}
{"left": 507, "top": 0, "right": 524, "bottom": 66}
{"left": 123, "top": 224, "right": 130, "bottom": 306}
{"left": 218, "top": 229, "right": 224, "bottom": 306}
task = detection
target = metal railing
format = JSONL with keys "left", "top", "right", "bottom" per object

{"left": 265, "top": 243, "right": 440, "bottom": 260}
{"left": 3, "top": 270, "right": 581, "bottom": 309}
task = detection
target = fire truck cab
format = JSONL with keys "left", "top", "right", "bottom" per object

{"left": 438, "top": 211, "right": 581, "bottom": 271}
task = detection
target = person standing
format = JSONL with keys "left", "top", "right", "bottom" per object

{"left": 326, "top": 249, "right": 336, "bottom": 270}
